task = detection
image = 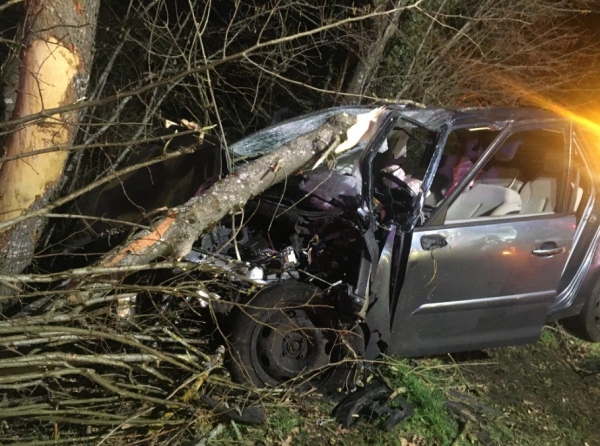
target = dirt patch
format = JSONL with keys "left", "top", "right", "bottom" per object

{"left": 448, "top": 328, "right": 600, "bottom": 445}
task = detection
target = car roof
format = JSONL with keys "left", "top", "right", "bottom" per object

{"left": 385, "top": 104, "right": 564, "bottom": 127}
{"left": 451, "top": 106, "right": 562, "bottom": 126}
{"left": 230, "top": 105, "right": 566, "bottom": 158}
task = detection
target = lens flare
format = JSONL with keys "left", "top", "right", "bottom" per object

{"left": 489, "top": 74, "right": 600, "bottom": 140}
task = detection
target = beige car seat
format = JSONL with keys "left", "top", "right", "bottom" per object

{"left": 447, "top": 183, "right": 522, "bottom": 221}
{"left": 477, "top": 140, "right": 524, "bottom": 191}
{"left": 519, "top": 178, "right": 557, "bottom": 214}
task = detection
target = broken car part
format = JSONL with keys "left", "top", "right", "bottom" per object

{"left": 332, "top": 381, "right": 414, "bottom": 430}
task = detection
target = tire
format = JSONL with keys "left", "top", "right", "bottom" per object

{"left": 565, "top": 279, "right": 600, "bottom": 342}
{"left": 578, "top": 280, "right": 600, "bottom": 342}
{"left": 227, "top": 282, "right": 364, "bottom": 390}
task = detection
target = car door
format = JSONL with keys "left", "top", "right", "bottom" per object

{"left": 389, "top": 121, "right": 577, "bottom": 357}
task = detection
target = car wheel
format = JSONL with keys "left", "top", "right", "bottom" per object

{"left": 579, "top": 279, "right": 600, "bottom": 342}
{"left": 227, "top": 282, "right": 363, "bottom": 390}
{"left": 565, "top": 279, "right": 600, "bottom": 342}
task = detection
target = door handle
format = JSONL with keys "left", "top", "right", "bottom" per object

{"left": 532, "top": 241, "right": 565, "bottom": 257}
{"left": 421, "top": 234, "right": 447, "bottom": 251}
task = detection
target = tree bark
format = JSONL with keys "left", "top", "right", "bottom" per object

{"left": 0, "top": 0, "right": 100, "bottom": 282}
{"left": 343, "top": 0, "right": 408, "bottom": 104}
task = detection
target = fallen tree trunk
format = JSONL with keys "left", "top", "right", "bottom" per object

{"left": 97, "top": 112, "right": 360, "bottom": 271}
{"left": 0, "top": 108, "right": 383, "bottom": 443}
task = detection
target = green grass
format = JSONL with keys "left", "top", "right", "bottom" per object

{"left": 199, "top": 334, "right": 599, "bottom": 445}
{"left": 384, "top": 358, "right": 459, "bottom": 445}
{"left": 268, "top": 406, "right": 301, "bottom": 440}
{"left": 539, "top": 327, "right": 560, "bottom": 349}
{"left": 587, "top": 340, "right": 600, "bottom": 359}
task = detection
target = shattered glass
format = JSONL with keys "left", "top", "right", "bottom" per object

{"left": 230, "top": 107, "right": 368, "bottom": 158}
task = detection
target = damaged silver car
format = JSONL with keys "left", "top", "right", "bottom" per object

{"left": 221, "top": 105, "right": 600, "bottom": 388}
{"left": 62, "top": 105, "right": 600, "bottom": 389}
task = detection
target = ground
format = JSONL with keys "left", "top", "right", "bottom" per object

{"left": 205, "top": 325, "right": 600, "bottom": 446}
{"left": 459, "top": 328, "right": 600, "bottom": 446}
{"left": 1, "top": 321, "right": 597, "bottom": 445}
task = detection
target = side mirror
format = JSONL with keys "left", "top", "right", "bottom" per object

{"left": 420, "top": 234, "right": 447, "bottom": 251}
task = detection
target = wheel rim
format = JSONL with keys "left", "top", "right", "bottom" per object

{"left": 250, "top": 307, "right": 332, "bottom": 384}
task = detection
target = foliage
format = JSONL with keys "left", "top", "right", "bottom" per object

{"left": 540, "top": 327, "right": 561, "bottom": 349}
{"left": 371, "top": 0, "right": 597, "bottom": 107}
{"left": 384, "top": 358, "right": 459, "bottom": 444}
{"left": 1, "top": 0, "right": 597, "bottom": 251}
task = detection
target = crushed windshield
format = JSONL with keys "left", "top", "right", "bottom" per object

{"left": 230, "top": 107, "right": 368, "bottom": 159}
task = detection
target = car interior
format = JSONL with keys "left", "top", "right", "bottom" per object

{"left": 443, "top": 128, "right": 572, "bottom": 222}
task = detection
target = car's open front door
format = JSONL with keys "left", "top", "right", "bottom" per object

{"left": 389, "top": 122, "right": 577, "bottom": 357}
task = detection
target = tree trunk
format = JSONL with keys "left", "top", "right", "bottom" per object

{"left": 343, "top": 0, "right": 408, "bottom": 104}
{"left": 0, "top": 0, "right": 100, "bottom": 283}
{"left": 99, "top": 113, "right": 360, "bottom": 269}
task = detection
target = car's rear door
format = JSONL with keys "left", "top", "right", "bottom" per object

{"left": 389, "top": 122, "right": 577, "bottom": 356}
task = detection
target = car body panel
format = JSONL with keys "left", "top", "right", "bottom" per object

{"left": 549, "top": 131, "right": 600, "bottom": 317}
{"left": 389, "top": 214, "right": 576, "bottom": 356}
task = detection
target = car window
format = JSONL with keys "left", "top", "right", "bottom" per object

{"left": 372, "top": 122, "right": 439, "bottom": 193}
{"left": 428, "top": 127, "right": 500, "bottom": 206}
{"left": 445, "top": 127, "right": 568, "bottom": 223}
